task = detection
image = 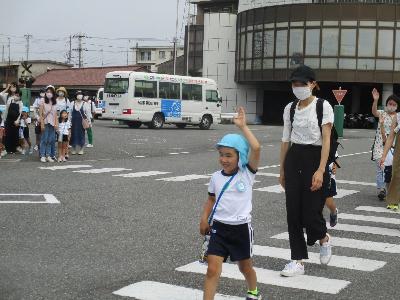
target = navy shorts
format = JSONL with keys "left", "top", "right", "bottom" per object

{"left": 325, "top": 178, "right": 337, "bottom": 198}
{"left": 207, "top": 221, "right": 254, "bottom": 262}
{"left": 384, "top": 166, "right": 392, "bottom": 183}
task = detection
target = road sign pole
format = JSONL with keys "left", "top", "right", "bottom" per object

{"left": 334, "top": 104, "right": 344, "bottom": 138}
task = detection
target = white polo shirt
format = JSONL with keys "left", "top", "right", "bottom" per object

{"left": 208, "top": 165, "right": 256, "bottom": 225}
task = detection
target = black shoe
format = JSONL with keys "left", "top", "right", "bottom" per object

{"left": 330, "top": 209, "right": 338, "bottom": 227}
{"left": 378, "top": 190, "right": 386, "bottom": 201}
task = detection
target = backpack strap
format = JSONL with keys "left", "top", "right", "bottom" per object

{"left": 316, "top": 98, "right": 324, "bottom": 133}
{"left": 289, "top": 99, "right": 299, "bottom": 127}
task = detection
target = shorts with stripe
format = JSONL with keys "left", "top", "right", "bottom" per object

{"left": 208, "top": 221, "right": 254, "bottom": 262}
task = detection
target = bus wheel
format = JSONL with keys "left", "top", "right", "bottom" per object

{"left": 199, "top": 115, "right": 212, "bottom": 130}
{"left": 176, "top": 123, "right": 186, "bottom": 129}
{"left": 127, "top": 121, "right": 142, "bottom": 129}
{"left": 150, "top": 113, "right": 164, "bottom": 129}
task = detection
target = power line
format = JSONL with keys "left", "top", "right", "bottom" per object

{"left": 72, "top": 33, "right": 87, "bottom": 68}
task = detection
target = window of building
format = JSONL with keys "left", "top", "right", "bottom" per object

{"left": 304, "top": 58, "right": 320, "bottom": 69}
{"left": 253, "top": 31, "right": 263, "bottom": 58}
{"left": 159, "top": 51, "right": 166, "bottom": 59}
{"left": 206, "top": 90, "right": 219, "bottom": 102}
{"left": 339, "top": 58, "right": 357, "bottom": 69}
{"left": 240, "top": 33, "right": 246, "bottom": 59}
{"left": 357, "top": 59, "right": 375, "bottom": 70}
{"left": 134, "top": 80, "right": 157, "bottom": 98}
{"left": 182, "top": 84, "right": 202, "bottom": 101}
{"left": 340, "top": 29, "right": 356, "bottom": 56}
{"left": 253, "top": 59, "right": 262, "bottom": 69}
{"left": 140, "top": 51, "right": 152, "bottom": 61}
{"left": 376, "top": 59, "right": 393, "bottom": 70}
{"left": 396, "top": 30, "right": 400, "bottom": 58}
{"left": 289, "top": 29, "right": 304, "bottom": 58}
{"left": 321, "top": 58, "right": 338, "bottom": 69}
{"left": 263, "top": 59, "right": 274, "bottom": 69}
{"left": 378, "top": 30, "right": 394, "bottom": 57}
{"left": 321, "top": 28, "right": 339, "bottom": 56}
{"left": 159, "top": 82, "right": 180, "bottom": 99}
{"left": 275, "top": 58, "right": 287, "bottom": 69}
{"left": 263, "top": 30, "right": 275, "bottom": 57}
{"left": 358, "top": 29, "right": 376, "bottom": 57}
{"left": 246, "top": 32, "right": 253, "bottom": 59}
{"left": 305, "top": 29, "right": 320, "bottom": 56}
{"left": 276, "top": 30, "right": 288, "bottom": 56}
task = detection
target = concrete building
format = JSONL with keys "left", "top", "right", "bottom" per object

{"left": 188, "top": 0, "right": 400, "bottom": 124}
{"left": 132, "top": 43, "right": 184, "bottom": 72}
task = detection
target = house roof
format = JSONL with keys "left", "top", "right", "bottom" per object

{"left": 32, "top": 65, "right": 148, "bottom": 87}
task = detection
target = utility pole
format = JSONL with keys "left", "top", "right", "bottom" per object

{"left": 126, "top": 40, "right": 131, "bottom": 66}
{"left": 1, "top": 44, "right": 4, "bottom": 62}
{"left": 173, "top": 0, "right": 180, "bottom": 75}
{"left": 24, "top": 34, "right": 32, "bottom": 61}
{"left": 6, "top": 37, "right": 10, "bottom": 83}
{"left": 67, "top": 35, "right": 72, "bottom": 64}
{"left": 73, "top": 33, "right": 86, "bottom": 68}
{"left": 101, "top": 49, "right": 104, "bottom": 67}
{"left": 186, "top": 1, "right": 190, "bottom": 76}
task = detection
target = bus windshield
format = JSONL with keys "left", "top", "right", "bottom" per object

{"left": 104, "top": 78, "right": 129, "bottom": 94}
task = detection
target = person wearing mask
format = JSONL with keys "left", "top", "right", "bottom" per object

{"left": 69, "top": 90, "right": 91, "bottom": 155}
{"left": 279, "top": 65, "right": 334, "bottom": 277}
{"left": 0, "top": 83, "right": 23, "bottom": 154}
{"left": 371, "top": 89, "right": 399, "bottom": 201}
{"left": 33, "top": 88, "right": 46, "bottom": 152}
{"left": 39, "top": 85, "right": 58, "bottom": 163}
{"left": 55, "top": 87, "right": 70, "bottom": 115}
{"left": 83, "top": 92, "right": 95, "bottom": 148}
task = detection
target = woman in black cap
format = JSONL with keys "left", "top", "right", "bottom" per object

{"left": 279, "top": 65, "right": 334, "bottom": 277}
{"left": 69, "top": 90, "right": 91, "bottom": 155}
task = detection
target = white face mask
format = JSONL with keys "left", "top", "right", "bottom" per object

{"left": 385, "top": 105, "right": 397, "bottom": 113}
{"left": 58, "top": 92, "right": 64, "bottom": 97}
{"left": 76, "top": 95, "right": 83, "bottom": 100}
{"left": 40, "top": 93, "right": 45, "bottom": 98}
{"left": 46, "top": 92, "right": 53, "bottom": 99}
{"left": 292, "top": 86, "right": 312, "bottom": 101}
{"left": 83, "top": 96, "right": 89, "bottom": 101}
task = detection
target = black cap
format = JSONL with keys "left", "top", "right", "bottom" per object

{"left": 290, "top": 65, "right": 316, "bottom": 84}
{"left": 75, "top": 90, "right": 83, "bottom": 96}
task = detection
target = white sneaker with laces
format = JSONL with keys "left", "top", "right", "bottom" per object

{"left": 40, "top": 157, "right": 47, "bottom": 163}
{"left": 320, "top": 233, "right": 332, "bottom": 265}
{"left": 78, "top": 149, "right": 84, "bottom": 155}
{"left": 280, "top": 261, "right": 305, "bottom": 277}
{"left": 86, "top": 144, "right": 93, "bottom": 148}
{"left": 46, "top": 156, "right": 54, "bottom": 163}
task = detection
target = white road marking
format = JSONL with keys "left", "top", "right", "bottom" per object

{"left": 257, "top": 172, "right": 280, "bottom": 177}
{"left": 134, "top": 156, "right": 146, "bottom": 158}
{"left": 113, "top": 171, "right": 171, "bottom": 178}
{"left": 113, "top": 281, "right": 241, "bottom": 300}
{"left": 272, "top": 232, "right": 400, "bottom": 253}
{"left": 0, "top": 158, "right": 21, "bottom": 162}
{"left": 255, "top": 185, "right": 284, "bottom": 193}
{"left": 258, "top": 164, "right": 280, "bottom": 170}
{"left": 328, "top": 222, "right": 400, "bottom": 237}
{"left": 157, "top": 174, "right": 211, "bottom": 182}
{"left": 338, "top": 213, "right": 400, "bottom": 225}
{"left": 253, "top": 245, "right": 386, "bottom": 271}
{"left": 176, "top": 262, "right": 350, "bottom": 295}
{"left": 355, "top": 206, "right": 400, "bottom": 215}
{"left": 180, "top": 152, "right": 190, "bottom": 154}
{"left": 0, "top": 194, "right": 60, "bottom": 204}
{"left": 339, "top": 151, "right": 370, "bottom": 157}
{"left": 169, "top": 153, "right": 180, "bottom": 155}
{"left": 334, "top": 189, "right": 359, "bottom": 198}
{"left": 73, "top": 168, "right": 132, "bottom": 174}
{"left": 39, "top": 165, "right": 92, "bottom": 171}
{"left": 335, "top": 179, "right": 375, "bottom": 186}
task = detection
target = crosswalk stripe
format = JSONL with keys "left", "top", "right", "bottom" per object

{"left": 156, "top": 174, "right": 211, "bottom": 182}
{"left": 39, "top": 165, "right": 92, "bottom": 171}
{"left": 176, "top": 262, "right": 350, "bottom": 295}
{"left": 113, "top": 171, "right": 171, "bottom": 178}
{"left": 253, "top": 245, "right": 386, "bottom": 271}
{"left": 254, "top": 185, "right": 359, "bottom": 199}
{"left": 355, "top": 206, "right": 400, "bottom": 215}
{"left": 113, "top": 281, "right": 241, "bottom": 300}
{"left": 73, "top": 168, "right": 132, "bottom": 174}
{"left": 338, "top": 213, "right": 400, "bottom": 225}
{"left": 272, "top": 232, "right": 400, "bottom": 253}
{"left": 327, "top": 222, "right": 400, "bottom": 237}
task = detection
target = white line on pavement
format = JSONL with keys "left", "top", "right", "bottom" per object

{"left": 339, "top": 151, "right": 370, "bottom": 157}
{"left": 335, "top": 179, "right": 375, "bottom": 186}
{"left": 169, "top": 153, "right": 180, "bottom": 155}
{"left": 113, "top": 281, "right": 242, "bottom": 300}
{"left": 328, "top": 222, "right": 400, "bottom": 237}
{"left": 113, "top": 171, "right": 171, "bottom": 178}
{"left": 255, "top": 185, "right": 284, "bottom": 193}
{"left": 134, "top": 156, "right": 146, "bottom": 158}
{"left": 253, "top": 245, "right": 386, "bottom": 271}
{"left": 355, "top": 206, "right": 400, "bottom": 215}
{"left": 272, "top": 232, "right": 400, "bottom": 253}
{"left": 0, "top": 194, "right": 60, "bottom": 204}
{"left": 39, "top": 165, "right": 92, "bottom": 171}
{"left": 176, "top": 262, "right": 350, "bottom": 295}
{"left": 338, "top": 213, "right": 400, "bottom": 225}
{"left": 156, "top": 174, "right": 211, "bottom": 182}
{"left": 258, "top": 164, "right": 280, "bottom": 170}
{"left": 73, "top": 168, "right": 132, "bottom": 174}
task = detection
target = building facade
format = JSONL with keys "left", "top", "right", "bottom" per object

{"left": 190, "top": 0, "right": 400, "bottom": 123}
{"left": 132, "top": 44, "right": 184, "bottom": 72}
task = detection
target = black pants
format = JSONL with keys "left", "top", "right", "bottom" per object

{"left": 284, "top": 144, "right": 329, "bottom": 260}
{"left": 4, "top": 122, "right": 19, "bottom": 153}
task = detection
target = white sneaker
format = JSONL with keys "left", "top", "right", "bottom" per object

{"left": 71, "top": 149, "right": 77, "bottom": 155}
{"left": 21, "top": 149, "right": 26, "bottom": 155}
{"left": 0, "top": 150, "right": 7, "bottom": 157}
{"left": 16, "top": 146, "right": 22, "bottom": 153}
{"left": 40, "top": 157, "right": 47, "bottom": 163}
{"left": 280, "top": 261, "right": 305, "bottom": 277}
{"left": 320, "top": 233, "right": 332, "bottom": 265}
{"left": 34, "top": 145, "right": 38, "bottom": 151}
{"left": 78, "top": 149, "right": 84, "bottom": 155}
{"left": 46, "top": 156, "right": 54, "bottom": 163}
{"left": 86, "top": 144, "right": 93, "bottom": 148}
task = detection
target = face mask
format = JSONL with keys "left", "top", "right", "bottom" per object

{"left": 13, "top": 96, "right": 20, "bottom": 101}
{"left": 10, "top": 87, "right": 17, "bottom": 93}
{"left": 386, "top": 105, "right": 397, "bottom": 113}
{"left": 292, "top": 86, "right": 312, "bottom": 101}
{"left": 83, "top": 96, "right": 89, "bottom": 101}
{"left": 46, "top": 92, "right": 53, "bottom": 99}
{"left": 40, "top": 93, "right": 45, "bottom": 98}
{"left": 58, "top": 92, "right": 64, "bottom": 97}
{"left": 76, "top": 95, "right": 83, "bottom": 100}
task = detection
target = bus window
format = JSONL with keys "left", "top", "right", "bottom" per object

{"left": 159, "top": 82, "right": 180, "bottom": 99}
{"left": 99, "top": 91, "right": 103, "bottom": 100}
{"left": 206, "top": 90, "right": 219, "bottom": 102}
{"left": 135, "top": 80, "right": 157, "bottom": 98}
{"left": 104, "top": 78, "right": 129, "bottom": 94}
{"left": 182, "top": 84, "right": 202, "bottom": 101}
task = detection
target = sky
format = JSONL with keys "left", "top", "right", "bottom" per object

{"left": 0, "top": 0, "right": 188, "bottom": 67}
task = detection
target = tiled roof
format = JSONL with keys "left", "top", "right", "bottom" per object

{"left": 33, "top": 65, "right": 148, "bottom": 87}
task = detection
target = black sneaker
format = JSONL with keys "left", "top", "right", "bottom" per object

{"left": 378, "top": 190, "right": 386, "bottom": 201}
{"left": 330, "top": 208, "right": 338, "bottom": 227}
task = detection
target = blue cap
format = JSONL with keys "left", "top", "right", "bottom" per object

{"left": 216, "top": 133, "right": 249, "bottom": 169}
{"left": 22, "top": 106, "right": 29, "bottom": 113}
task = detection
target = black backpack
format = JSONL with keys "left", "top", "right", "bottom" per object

{"left": 290, "top": 98, "right": 341, "bottom": 168}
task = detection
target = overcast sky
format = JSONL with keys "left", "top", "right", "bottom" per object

{"left": 0, "top": 0, "right": 187, "bottom": 67}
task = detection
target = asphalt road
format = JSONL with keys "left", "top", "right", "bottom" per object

{"left": 0, "top": 120, "right": 398, "bottom": 300}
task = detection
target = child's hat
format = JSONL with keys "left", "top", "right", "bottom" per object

{"left": 216, "top": 134, "right": 249, "bottom": 168}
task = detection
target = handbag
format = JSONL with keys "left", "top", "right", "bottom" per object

{"left": 199, "top": 173, "right": 237, "bottom": 263}
{"left": 78, "top": 104, "right": 90, "bottom": 129}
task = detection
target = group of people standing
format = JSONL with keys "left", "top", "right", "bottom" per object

{"left": 0, "top": 84, "right": 96, "bottom": 162}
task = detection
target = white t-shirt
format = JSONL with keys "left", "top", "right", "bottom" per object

{"left": 56, "top": 98, "right": 70, "bottom": 113}
{"left": 208, "top": 165, "right": 256, "bottom": 225}
{"left": 20, "top": 118, "right": 31, "bottom": 128}
{"left": 282, "top": 98, "right": 334, "bottom": 145}
{"left": 58, "top": 121, "right": 71, "bottom": 135}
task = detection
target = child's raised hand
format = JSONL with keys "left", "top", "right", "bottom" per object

{"left": 372, "top": 88, "right": 380, "bottom": 102}
{"left": 233, "top": 106, "right": 247, "bottom": 129}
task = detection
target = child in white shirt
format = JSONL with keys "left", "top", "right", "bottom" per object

{"left": 57, "top": 110, "right": 71, "bottom": 162}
